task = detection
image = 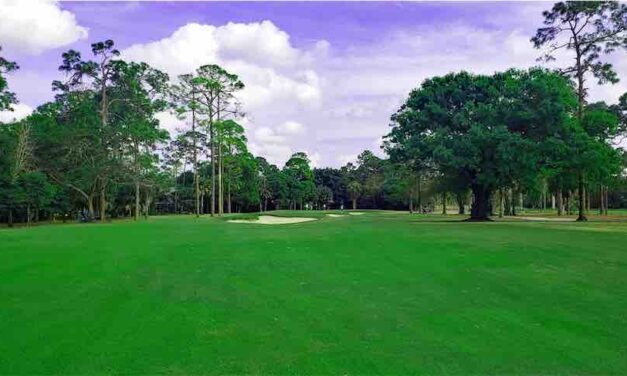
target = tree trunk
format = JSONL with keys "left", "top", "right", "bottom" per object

{"left": 489, "top": 194, "right": 494, "bottom": 216}
{"left": 26, "top": 205, "right": 31, "bottom": 226}
{"left": 408, "top": 191, "right": 414, "bottom": 214}
{"left": 581, "top": 187, "right": 586, "bottom": 215}
{"left": 417, "top": 175, "right": 422, "bottom": 212}
{"left": 503, "top": 189, "right": 511, "bottom": 216}
{"left": 210, "top": 122, "right": 216, "bottom": 217}
{"left": 192, "top": 92, "right": 200, "bottom": 218}
{"left": 227, "top": 178, "right": 232, "bottom": 214}
{"left": 99, "top": 62, "right": 109, "bottom": 224}
{"left": 135, "top": 181, "right": 140, "bottom": 221}
{"left": 88, "top": 195, "right": 95, "bottom": 220}
{"left": 498, "top": 188, "right": 504, "bottom": 218}
{"left": 218, "top": 141, "right": 223, "bottom": 216}
{"left": 144, "top": 192, "right": 152, "bottom": 219}
{"left": 442, "top": 192, "right": 447, "bottom": 215}
{"left": 352, "top": 198, "right": 357, "bottom": 210}
{"left": 469, "top": 184, "right": 491, "bottom": 221}
{"left": 556, "top": 190, "right": 563, "bottom": 216}
{"left": 574, "top": 38, "right": 588, "bottom": 222}
{"left": 100, "top": 183, "right": 106, "bottom": 222}
{"left": 577, "top": 175, "right": 587, "bottom": 221}
{"left": 8, "top": 208, "right": 13, "bottom": 227}
{"left": 551, "top": 194, "right": 556, "bottom": 210}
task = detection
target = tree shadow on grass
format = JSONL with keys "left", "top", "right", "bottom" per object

{"left": 408, "top": 219, "right": 471, "bottom": 223}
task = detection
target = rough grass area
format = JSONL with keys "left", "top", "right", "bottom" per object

{"left": 1, "top": 211, "right": 627, "bottom": 374}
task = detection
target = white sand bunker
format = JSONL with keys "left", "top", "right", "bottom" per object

{"left": 348, "top": 212, "right": 365, "bottom": 216}
{"left": 515, "top": 216, "right": 573, "bottom": 222}
{"left": 326, "top": 214, "right": 347, "bottom": 218}
{"left": 229, "top": 215, "right": 317, "bottom": 225}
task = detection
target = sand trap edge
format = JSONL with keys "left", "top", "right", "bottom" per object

{"left": 514, "top": 216, "right": 574, "bottom": 222}
{"left": 229, "top": 215, "right": 318, "bottom": 225}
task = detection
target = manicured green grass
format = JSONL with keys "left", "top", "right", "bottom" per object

{"left": 515, "top": 207, "right": 627, "bottom": 218}
{"left": 2, "top": 211, "right": 627, "bottom": 374}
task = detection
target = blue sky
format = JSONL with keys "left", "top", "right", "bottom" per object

{"left": 1, "top": 1, "right": 626, "bottom": 167}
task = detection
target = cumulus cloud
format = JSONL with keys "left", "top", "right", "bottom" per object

{"left": 0, "top": 0, "right": 88, "bottom": 55}
{"left": 213, "top": 21, "right": 300, "bottom": 67}
{"left": 122, "top": 20, "right": 323, "bottom": 167}
{"left": 137, "top": 18, "right": 576, "bottom": 168}
{"left": 308, "top": 18, "right": 627, "bottom": 166}
{"left": 247, "top": 120, "right": 310, "bottom": 165}
{"left": 0, "top": 103, "right": 33, "bottom": 123}
{"left": 19, "top": 2, "right": 613, "bottom": 169}
{"left": 249, "top": 128, "right": 293, "bottom": 167}
{"left": 121, "top": 21, "right": 322, "bottom": 111}
{"left": 142, "top": 17, "right": 626, "bottom": 168}
{"left": 278, "top": 121, "right": 304, "bottom": 135}
{"left": 253, "top": 126, "right": 287, "bottom": 145}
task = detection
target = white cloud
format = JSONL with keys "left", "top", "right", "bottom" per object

{"left": 0, "top": 103, "right": 33, "bottom": 123}
{"left": 337, "top": 154, "right": 357, "bottom": 166}
{"left": 278, "top": 121, "right": 304, "bottom": 135}
{"left": 122, "top": 21, "right": 323, "bottom": 167}
{"left": 109, "top": 5, "right": 627, "bottom": 168}
{"left": 213, "top": 21, "right": 300, "bottom": 67}
{"left": 123, "top": 17, "right": 627, "bottom": 168}
{"left": 253, "top": 126, "right": 286, "bottom": 144}
{"left": 305, "top": 18, "right": 627, "bottom": 166}
{"left": 155, "top": 111, "right": 185, "bottom": 136}
{"left": 307, "top": 151, "right": 322, "bottom": 168}
{"left": 249, "top": 140, "right": 293, "bottom": 167}
{"left": 248, "top": 122, "right": 310, "bottom": 165}
{"left": 0, "top": 0, "right": 88, "bottom": 55}
{"left": 121, "top": 21, "right": 322, "bottom": 112}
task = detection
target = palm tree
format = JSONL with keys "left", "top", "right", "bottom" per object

{"left": 347, "top": 181, "right": 362, "bottom": 210}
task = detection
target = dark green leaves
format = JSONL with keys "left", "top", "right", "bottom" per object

{"left": 0, "top": 45, "right": 19, "bottom": 112}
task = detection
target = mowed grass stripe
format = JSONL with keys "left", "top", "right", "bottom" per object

{"left": 1, "top": 212, "right": 626, "bottom": 374}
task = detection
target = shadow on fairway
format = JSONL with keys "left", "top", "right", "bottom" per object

{"left": 408, "top": 219, "right": 469, "bottom": 223}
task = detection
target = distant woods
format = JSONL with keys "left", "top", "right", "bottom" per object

{"left": 1, "top": 1, "right": 627, "bottom": 225}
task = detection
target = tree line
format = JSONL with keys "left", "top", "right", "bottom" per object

{"left": 1, "top": 1, "right": 627, "bottom": 225}
{"left": 0, "top": 40, "right": 254, "bottom": 226}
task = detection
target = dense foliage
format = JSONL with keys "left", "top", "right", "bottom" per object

{"left": 1, "top": 1, "right": 627, "bottom": 225}
{"left": 385, "top": 69, "right": 623, "bottom": 220}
